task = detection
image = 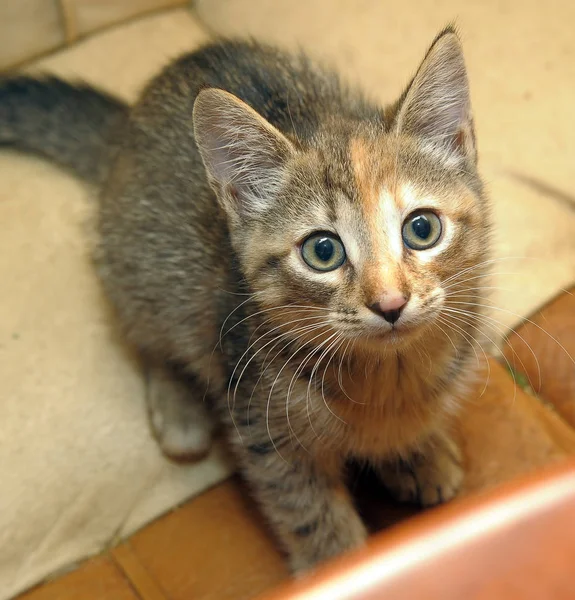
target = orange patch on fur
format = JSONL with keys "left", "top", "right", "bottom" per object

{"left": 349, "top": 137, "right": 379, "bottom": 218}
{"left": 349, "top": 137, "right": 406, "bottom": 302}
{"left": 324, "top": 334, "right": 454, "bottom": 457}
{"left": 348, "top": 137, "right": 401, "bottom": 223}
{"left": 361, "top": 261, "right": 402, "bottom": 304}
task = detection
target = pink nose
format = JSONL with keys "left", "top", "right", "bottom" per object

{"left": 368, "top": 292, "right": 410, "bottom": 324}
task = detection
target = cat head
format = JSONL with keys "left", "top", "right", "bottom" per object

{"left": 193, "top": 28, "right": 490, "bottom": 353}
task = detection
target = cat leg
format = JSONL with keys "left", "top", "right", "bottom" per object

{"left": 377, "top": 428, "right": 464, "bottom": 507}
{"left": 146, "top": 363, "right": 214, "bottom": 460}
{"left": 234, "top": 444, "right": 367, "bottom": 572}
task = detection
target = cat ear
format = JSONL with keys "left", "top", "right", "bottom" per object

{"left": 395, "top": 27, "right": 476, "bottom": 164}
{"left": 193, "top": 88, "right": 296, "bottom": 222}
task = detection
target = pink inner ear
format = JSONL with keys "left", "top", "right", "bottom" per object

{"left": 229, "top": 185, "right": 239, "bottom": 202}
{"left": 452, "top": 124, "right": 477, "bottom": 164}
{"left": 454, "top": 129, "right": 466, "bottom": 150}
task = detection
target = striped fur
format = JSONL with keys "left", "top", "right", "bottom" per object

{"left": 0, "top": 27, "right": 490, "bottom": 571}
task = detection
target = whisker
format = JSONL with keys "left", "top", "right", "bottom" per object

{"left": 266, "top": 328, "right": 337, "bottom": 458}
{"left": 449, "top": 299, "right": 575, "bottom": 372}
{"left": 228, "top": 319, "right": 327, "bottom": 440}
{"left": 306, "top": 332, "right": 347, "bottom": 426}
{"left": 435, "top": 314, "right": 491, "bottom": 397}
{"left": 218, "top": 294, "right": 257, "bottom": 347}
{"left": 286, "top": 339, "right": 330, "bottom": 446}
{"left": 216, "top": 287, "right": 256, "bottom": 296}
{"left": 244, "top": 321, "right": 329, "bottom": 434}
{"left": 444, "top": 285, "right": 513, "bottom": 297}
{"left": 336, "top": 338, "right": 364, "bottom": 404}
{"left": 439, "top": 309, "right": 518, "bottom": 405}
{"left": 440, "top": 255, "right": 550, "bottom": 287}
{"left": 203, "top": 292, "right": 256, "bottom": 397}
{"left": 233, "top": 318, "right": 327, "bottom": 407}
{"left": 347, "top": 339, "right": 357, "bottom": 383}
{"left": 287, "top": 332, "right": 347, "bottom": 447}
{"left": 221, "top": 303, "right": 333, "bottom": 345}
{"left": 432, "top": 317, "right": 461, "bottom": 358}
{"left": 320, "top": 334, "right": 346, "bottom": 419}
{"left": 442, "top": 304, "right": 542, "bottom": 392}
{"left": 442, "top": 272, "right": 519, "bottom": 292}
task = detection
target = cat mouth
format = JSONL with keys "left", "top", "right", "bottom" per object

{"left": 367, "top": 323, "right": 417, "bottom": 342}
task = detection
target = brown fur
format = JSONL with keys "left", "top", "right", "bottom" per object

{"left": 0, "top": 27, "right": 491, "bottom": 572}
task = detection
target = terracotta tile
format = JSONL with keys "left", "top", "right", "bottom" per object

{"left": 503, "top": 287, "right": 575, "bottom": 429}
{"left": 112, "top": 545, "right": 167, "bottom": 600}
{"left": 125, "top": 480, "right": 290, "bottom": 600}
{"left": 18, "top": 556, "right": 139, "bottom": 600}
{"left": 457, "top": 359, "right": 575, "bottom": 496}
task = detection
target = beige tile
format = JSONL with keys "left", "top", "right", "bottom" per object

{"left": 0, "top": 1, "right": 64, "bottom": 69}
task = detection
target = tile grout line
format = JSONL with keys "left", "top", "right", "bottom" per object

{"left": 110, "top": 544, "right": 170, "bottom": 600}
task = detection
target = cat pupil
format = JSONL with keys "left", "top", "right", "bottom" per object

{"left": 411, "top": 215, "right": 431, "bottom": 240}
{"left": 315, "top": 238, "right": 334, "bottom": 262}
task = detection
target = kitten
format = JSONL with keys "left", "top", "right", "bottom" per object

{"left": 0, "top": 26, "right": 490, "bottom": 571}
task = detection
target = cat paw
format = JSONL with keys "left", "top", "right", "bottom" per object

{"left": 379, "top": 433, "right": 463, "bottom": 507}
{"left": 146, "top": 366, "right": 213, "bottom": 461}
{"left": 287, "top": 505, "right": 368, "bottom": 574}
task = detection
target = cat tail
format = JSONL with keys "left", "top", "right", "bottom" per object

{"left": 0, "top": 76, "right": 129, "bottom": 185}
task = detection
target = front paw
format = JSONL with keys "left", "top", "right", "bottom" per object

{"left": 379, "top": 433, "right": 464, "bottom": 507}
{"left": 146, "top": 366, "right": 213, "bottom": 461}
{"left": 288, "top": 516, "right": 367, "bottom": 575}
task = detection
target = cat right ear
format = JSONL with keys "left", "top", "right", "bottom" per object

{"left": 394, "top": 27, "right": 476, "bottom": 165}
{"left": 193, "top": 88, "right": 296, "bottom": 223}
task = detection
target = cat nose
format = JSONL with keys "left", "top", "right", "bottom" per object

{"left": 368, "top": 292, "right": 410, "bottom": 324}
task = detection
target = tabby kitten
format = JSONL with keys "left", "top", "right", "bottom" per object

{"left": 0, "top": 26, "right": 490, "bottom": 571}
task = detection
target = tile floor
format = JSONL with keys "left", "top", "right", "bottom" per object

{"left": 19, "top": 479, "right": 290, "bottom": 600}
{"left": 17, "top": 287, "right": 575, "bottom": 600}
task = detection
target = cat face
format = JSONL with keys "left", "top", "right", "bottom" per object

{"left": 229, "top": 135, "right": 488, "bottom": 352}
{"left": 194, "top": 29, "right": 490, "bottom": 353}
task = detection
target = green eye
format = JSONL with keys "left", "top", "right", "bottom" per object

{"left": 402, "top": 211, "right": 442, "bottom": 250}
{"left": 301, "top": 233, "right": 346, "bottom": 272}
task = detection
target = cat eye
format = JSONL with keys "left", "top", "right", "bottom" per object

{"left": 300, "top": 232, "right": 346, "bottom": 272}
{"left": 402, "top": 211, "right": 442, "bottom": 250}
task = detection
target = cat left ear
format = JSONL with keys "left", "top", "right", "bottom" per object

{"left": 193, "top": 88, "right": 296, "bottom": 223}
{"left": 395, "top": 27, "right": 476, "bottom": 164}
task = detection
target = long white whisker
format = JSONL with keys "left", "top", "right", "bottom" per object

{"left": 432, "top": 317, "right": 461, "bottom": 358}
{"left": 218, "top": 294, "right": 257, "bottom": 347}
{"left": 285, "top": 336, "right": 337, "bottom": 447}
{"left": 228, "top": 319, "right": 327, "bottom": 440}
{"left": 435, "top": 314, "right": 491, "bottom": 397}
{"left": 451, "top": 298, "right": 575, "bottom": 369}
{"left": 320, "top": 334, "right": 346, "bottom": 420}
{"left": 442, "top": 272, "right": 519, "bottom": 292}
{"left": 336, "top": 338, "right": 364, "bottom": 404}
{"left": 221, "top": 303, "right": 333, "bottom": 344}
{"left": 233, "top": 319, "right": 326, "bottom": 407}
{"left": 306, "top": 332, "right": 347, "bottom": 426}
{"left": 440, "top": 255, "right": 548, "bottom": 287}
{"left": 245, "top": 321, "right": 329, "bottom": 431}
{"left": 442, "top": 304, "right": 542, "bottom": 391}
{"left": 444, "top": 285, "right": 513, "bottom": 297}
{"left": 439, "top": 309, "right": 518, "bottom": 405}
{"left": 265, "top": 328, "right": 336, "bottom": 458}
